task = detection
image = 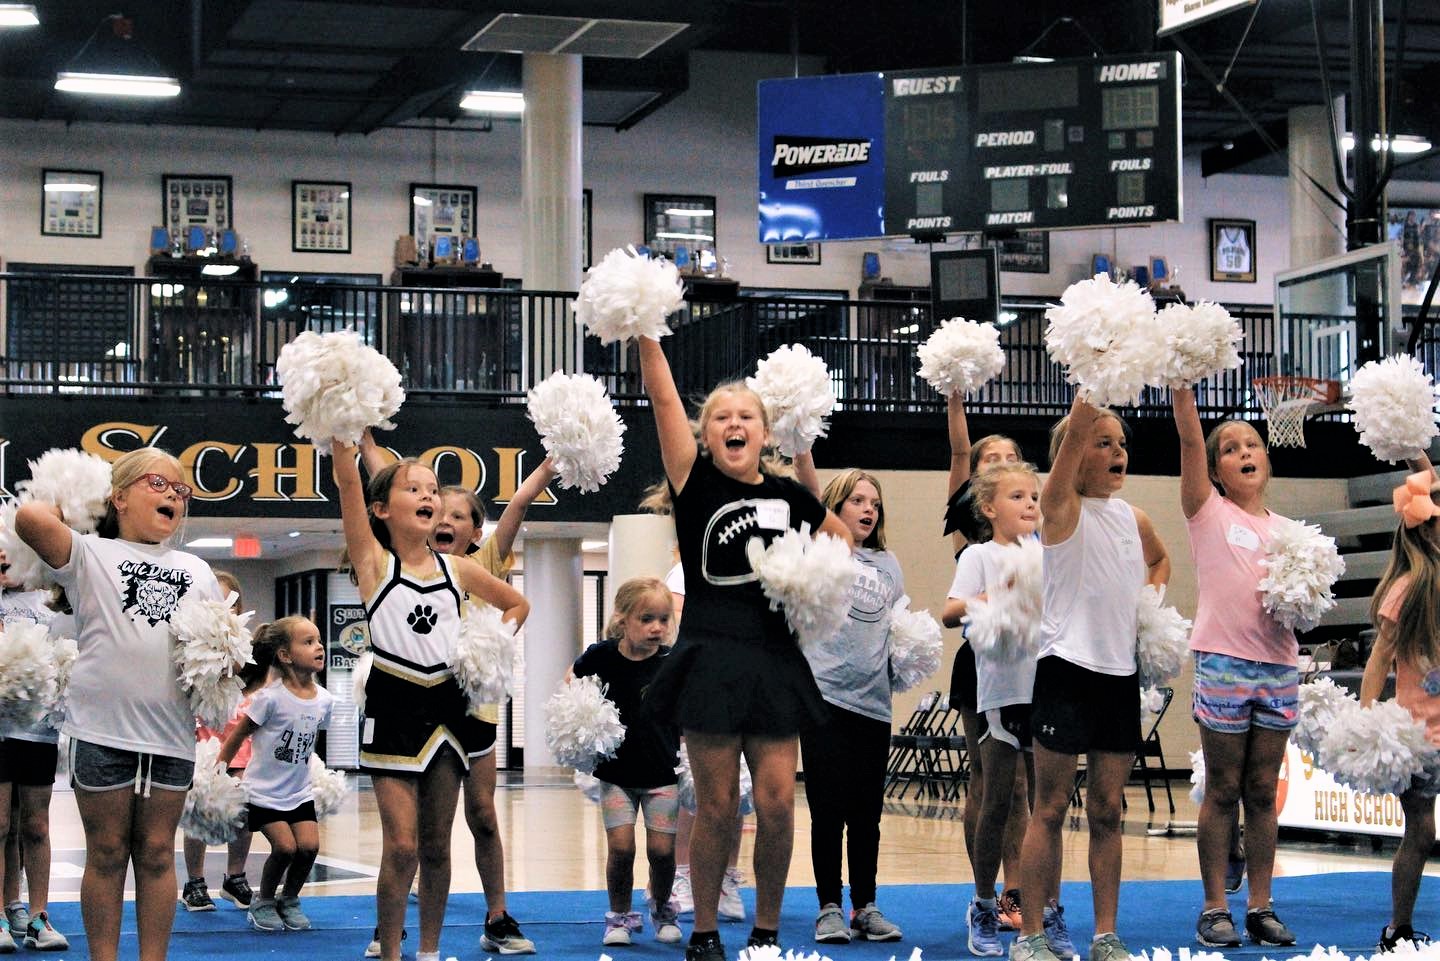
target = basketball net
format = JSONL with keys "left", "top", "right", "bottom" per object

{"left": 1253, "top": 378, "right": 1319, "bottom": 448}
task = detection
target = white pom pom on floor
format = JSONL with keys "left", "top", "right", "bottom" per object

{"left": 180, "top": 738, "right": 248, "bottom": 844}
{"left": 449, "top": 604, "right": 518, "bottom": 709}
{"left": 170, "top": 591, "right": 255, "bottom": 729}
{"left": 1347, "top": 354, "right": 1440, "bottom": 463}
{"left": 916, "top": 317, "right": 1006, "bottom": 397}
{"left": 18, "top": 448, "right": 113, "bottom": 533}
{"left": 575, "top": 246, "right": 683, "bottom": 345}
{"left": 545, "top": 674, "right": 626, "bottom": 773}
{"left": 746, "top": 344, "right": 836, "bottom": 457}
{"left": 276, "top": 329, "right": 405, "bottom": 455}
{"left": 1257, "top": 518, "right": 1345, "bottom": 632}
{"left": 526, "top": 372, "right": 626, "bottom": 492}
{"left": 745, "top": 528, "right": 855, "bottom": 648}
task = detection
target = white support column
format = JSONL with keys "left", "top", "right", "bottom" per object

{"left": 521, "top": 537, "right": 583, "bottom": 770}
{"left": 1288, "top": 103, "right": 1346, "bottom": 273}
{"left": 605, "top": 513, "right": 677, "bottom": 614}
{"left": 521, "top": 53, "right": 584, "bottom": 383}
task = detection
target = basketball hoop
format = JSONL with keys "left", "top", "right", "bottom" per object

{"left": 1252, "top": 376, "right": 1342, "bottom": 449}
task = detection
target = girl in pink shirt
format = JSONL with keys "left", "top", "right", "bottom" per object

{"left": 1361, "top": 469, "right": 1440, "bottom": 952}
{"left": 1171, "top": 389, "right": 1296, "bottom": 949}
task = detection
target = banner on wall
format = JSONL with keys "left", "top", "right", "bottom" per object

{"left": 0, "top": 397, "right": 663, "bottom": 522}
{"left": 1275, "top": 743, "right": 1432, "bottom": 839}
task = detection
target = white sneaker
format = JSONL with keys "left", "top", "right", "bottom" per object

{"left": 719, "top": 868, "right": 746, "bottom": 922}
{"left": 673, "top": 867, "right": 694, "bottom": 916}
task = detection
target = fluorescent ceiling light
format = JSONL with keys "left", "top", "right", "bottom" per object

{"left": 582, "top": 539, "right": 609, "bottom": 552}
{"left": 412, "top": 195, "right": 433, "bottom": 206}
{"left": 0, "top": 4, "right": 38, "bottom": 27}
{"left": 55, "top": 71, "right": 180, "bottom": 97}
{"left": 288, "top": 531, "right": 301, "bottom": 538}
{"left": 201, "top": 263, "right": 240, "bottom": 276}
{"left": 1341, "top": 133, "right": 1433, "bottom": 154}
{"left": 186, "top": 537, "right": 233, "bottom": 549}
{"left": 655, "top": 231, "right": 714, "bottom": 241}
{"left": 459, "top": 90, "right": 524, "bottom": 114}
{"left": 664, "top": 208, "right": 713, "bottom": 217}
{"left": 43, "top": 181, "right": 96, "bottom": 192}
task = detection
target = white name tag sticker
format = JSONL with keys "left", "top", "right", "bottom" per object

{"left": 362, "top": 717, "right": 375, "bottom": 745}
{"left": 754, "top": 500, "right": 790, "bottom": 530}
{"left": 1226, "top": 523, "right": 1261, "bottom": 551}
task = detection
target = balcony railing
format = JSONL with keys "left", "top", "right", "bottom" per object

{"left": 0, "top": 271, "right": 1424, "bottom": 419}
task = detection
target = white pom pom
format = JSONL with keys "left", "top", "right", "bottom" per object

{"left": 45, "top": 635, "right": 78, "bottom": 728}
{"left": 1293, "top": 676, "right": 1357, "bottom": 757}
{"left": 352, "top": 651, "right": 372, "bottom": 714}
{"left": 308, "top": 754, "right": 348, "bottom": 820}
{"left": 276, "top": 329, "right": 405, "bottom": 455}
{"left": 180, "top": 738, "right": 248, "bottom": 844}
{"left": 1347, "top": 354, "right": 1440, "bottom": 463}
{"left": 0, "top": 622, "right": 66, "bottom": 729}
{"left": 1135, "top": 584, "right": 1192, "bottom": 687}
{"left": 960, "top": 539, "right": 1043, "bottom": 659}
{"left": 746, "top": 344, "right": 837, "bottom": 457}
{"left": 1139, "top": 685, "right": 1166, "bottom": 719}
{"left": 526, "top": 372, "right": 626, "bottom": 492}
{"left": 574, "top": 246, "right": 683, "bottom": 345}
{"left": 916, "top": 317, "right": 1006, "bottom": 396}
{"left": 1257, "top": 518, "right": 1345, "bottom": 632}
{"left": 745, "top": 529, "right": 855, "bottom": 648}
{"left": 17, "top": 448, "right": 113, "bottom": 533}
{"left": 170, "top": 592, "right": 255, "bottom": 728}
{"left": 545, "top": 674, "right": 626, "bottom": 773}
{"left": 675, "top": 741, "right": 754, "bottom": 815}
{"left": 1188, "top": 748, "right": 1206, "bottom": 804}
{"left": 737, "top": 946, "right": 835, "bottom": 961}
{"left": 0, "top": 500, "right": 53, "bottom": 591}
{"left": 1318, "top": 699, "right": 1439, "bottom": 797}
{"left": 1153, "top": 301, "right": 1244, "bottom": 388}
{"left": 1044, "top": 273, "right": 1159, "bottom": 407}
{"left": 574, "top": 770, "right": 603, "bottom": 804}
{"left": 887, "top": 597, "right": 943, "bottom": 693}
{"left": 449, "top": 604, "right": 518, "bottom": 709}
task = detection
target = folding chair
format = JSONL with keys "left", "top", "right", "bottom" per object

{"left": 884, "top": 692, "right": 941, "bottom": 797}
{"left": 1132, "top": 686, "right": 1176, "bottom": 813}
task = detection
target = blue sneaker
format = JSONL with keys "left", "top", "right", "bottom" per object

{"left": 968, "top": 899, "right": 1003, "bottom": 957}
{"left": 1044, "top": 900, "right": 1077, "bottom": 960}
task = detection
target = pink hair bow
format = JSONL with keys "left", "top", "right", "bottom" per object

{"left": 1393, "top": 471, "right": 1440, "bottom": 529}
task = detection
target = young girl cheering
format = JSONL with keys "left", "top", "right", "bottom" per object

{"left": 333, "top": 446, "right": 529, "bottom": 961}
{"left": 1010, "top": 397, "right": 1169, "bottom": 961}
{"left": 1362, "top": 468, "right": 1440, "bottom": 952}
{"left": 570, "top": 576, "right": 682, "bottom": 947}
{"left": 1171, "top": 388, "right": 1298, "bottom": 948}
{"left": 16, "top": 448, "right": 222, "bottom": 961}
{"left": 217, "top": 616, "right": 332, "bottom": 932}
{"left": 943, "top": 462, "right": 1041, "bottom": 958}
{"left": 638, "top": 335, "right": 851, "bottom": 961}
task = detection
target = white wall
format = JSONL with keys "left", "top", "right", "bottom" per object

{"left": 3, "top": 50, "right": 1434, "bottom": 300}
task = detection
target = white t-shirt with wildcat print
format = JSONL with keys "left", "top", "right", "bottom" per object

{"left": 47, "top": 533, "right": 221, "bottom": 760}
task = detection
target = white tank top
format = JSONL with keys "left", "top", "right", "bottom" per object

{"left": 364, "top": 551, "right": 463, "bottom": 672}
{"left": 1039, "top": 497, "right": 1146, "bottom": 676}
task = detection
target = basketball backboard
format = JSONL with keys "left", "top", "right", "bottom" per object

{"left": 1272, "top": 242, "right": 1401, "bottom": 385}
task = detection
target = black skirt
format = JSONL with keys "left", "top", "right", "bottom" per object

{"left": 645, "top": 630, "right": 829, "bottom": 737}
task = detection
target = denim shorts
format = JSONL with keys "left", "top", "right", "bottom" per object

{"left": 69, "top": 739, "right": 194, "bottom": 793}
{"left": 1192, "top": 651, "right": 1299, "bottom": 734}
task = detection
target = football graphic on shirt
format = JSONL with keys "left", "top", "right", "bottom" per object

{"left": 701, "top": 497, "right": 791, "bottom": 586}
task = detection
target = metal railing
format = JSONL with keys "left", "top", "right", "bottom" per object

{"left": 0, "top": 270, "right": 1414, "bottom": 418}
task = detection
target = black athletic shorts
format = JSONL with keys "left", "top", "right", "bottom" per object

{"left": 1029, "top": 655, "right": 1139, "bottom": 755}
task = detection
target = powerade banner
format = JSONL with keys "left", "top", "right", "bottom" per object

{"left": 0, "top": 397, "right": 662, "bottom": 522}
{"left": 757, "top": 72, "right": 886, "bottom": 243}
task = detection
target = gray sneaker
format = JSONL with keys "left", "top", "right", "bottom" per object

{"left": 0, "top": 928, "right": 14, "bottom": 955}
{"left": 23, "top": 912, "right": 69, "bottom": 951}
{"left": 1043, "top": 901, "right": 1077, "bottom": 959}
{"left": 851, "top": 903, "right": 902, "bottom": 942}
{"left": 1010, "top": 932, "right": 1061, "bottom": 961}
{"left": 815, "top": 903, "right": 851, "bottom": 944}
{"left": 4, "top": 904, "right": 27, "bottom": 938}
{"left": 276, "top": 895, "right": 311, "bottom": 931}
{"left": 1196, "top": 908, "right": 1241, "bottom": 948}
{"left": 1088, "top": 932, "right": 1130, "bottom": 961}
{"left": 248, "top": 898, "right": 283, "bottom": 932}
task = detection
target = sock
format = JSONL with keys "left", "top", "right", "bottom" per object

{"left": 749, "top": 927, "right": 778, "bottom": 944}
{"left": 188, "top": 875, "right": 204, "bottom": 883}
{"left": 690, "top": 930, "right": 720, "bottom": 946}
{"left": 417, "top": 952, "right": 440, "bottom": 961}
{"left": 1092, "top": 932, "right": 1114, "bottom": 943}
{"left": 976, "top": 896, "right": 997, "bottom": 910}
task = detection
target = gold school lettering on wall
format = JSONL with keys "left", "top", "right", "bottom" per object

{"left": 57, "top": 422, "right": 555, "bottom": 506}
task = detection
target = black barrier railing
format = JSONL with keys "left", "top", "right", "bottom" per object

{"left": 0, "top": 271, "right": 1409, "bottom": 418}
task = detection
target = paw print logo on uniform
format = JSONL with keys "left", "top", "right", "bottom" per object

{"left": 407, "top": 604, "right": 438, "bottom": 634}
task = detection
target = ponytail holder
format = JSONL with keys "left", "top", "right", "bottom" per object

{"left": 1392, "top": 470, "right": 1439, "bottom": 529}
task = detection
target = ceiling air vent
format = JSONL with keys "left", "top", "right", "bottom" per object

{"left": 462, "top": 14, "right": 687, "bottom": 60}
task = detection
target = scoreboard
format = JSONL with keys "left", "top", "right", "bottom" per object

{"left": 757, "top": 53, "right": 1182, "bottom": 243}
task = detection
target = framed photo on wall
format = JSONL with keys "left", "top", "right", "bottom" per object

{"left": 292, "top": 180, "right": 351, "bottom": 253}
{"left": 994, "top": 231, "right": 1049, "bottom": 273}
{"left": 410, "top": 182, "right": 475, "bottom": 256}
{"left": 1388, "top": 202, "right": 1440, "bottom": 304}
{"left": 1210, "top": 218, "right": 1257, "bottom": 282}
{"left": 644, "top": 193, "right": 715, "bottom": 258}
{"left": 41, "top": 169, "right": 102, "bottom": 238}
{"left": 766, "top": 241, "right": 821, "bottom": 265}
{"left": 162, "top": 174, "right": 231, "bottom": 236}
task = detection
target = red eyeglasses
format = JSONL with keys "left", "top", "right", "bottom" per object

{"left": 133, "top": 473, "right": 194, "bottom": 501}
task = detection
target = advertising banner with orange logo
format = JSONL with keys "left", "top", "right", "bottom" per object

{"left": 1275, "top": 743, "right": 1435, "bottom": 838}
